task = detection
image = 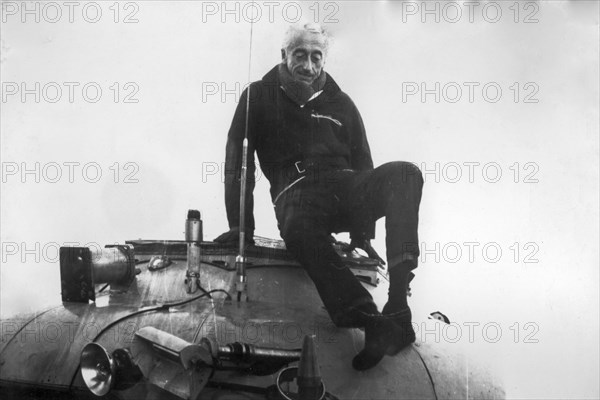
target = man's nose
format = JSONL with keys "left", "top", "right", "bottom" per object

{"left": 303, "top": 58, "right": 313, "bottom": 71}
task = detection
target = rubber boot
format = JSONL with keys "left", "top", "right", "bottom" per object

{"left": 332, "top": 298, "right": 379, "bottom": 328}
{"left": 383, "top": 309, "right": 415, "bottom": 356}
{"left": 352, "top": 312, "right": 396, "bottom": 371}
{"left": 352, "top": 260, "right": 418, "bottom": 370}
{"left": 381, "top": 260, "right": 416, "bottom": 355}
{"left": 382, "top": 260, "right": 414, "bottom": 314}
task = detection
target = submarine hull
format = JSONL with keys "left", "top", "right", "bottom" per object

{"left": 0, "top": 239, "right": 504, "bottom": 399}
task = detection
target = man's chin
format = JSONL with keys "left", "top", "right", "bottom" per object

{"left": 294, "top": 75, "right": 315, "bottom": 85}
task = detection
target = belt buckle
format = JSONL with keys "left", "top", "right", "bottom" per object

{"left": 294, "top": 161, "right": 306, "bottom": 174}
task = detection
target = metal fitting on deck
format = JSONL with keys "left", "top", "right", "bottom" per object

{"left": 59, "top": 244, "right": 136, "bottom": 303}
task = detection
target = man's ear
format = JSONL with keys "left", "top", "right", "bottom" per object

{"left": 281, "top": 49, "right": 286, "bottom": 60}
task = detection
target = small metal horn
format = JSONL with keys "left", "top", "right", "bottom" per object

{"left": 80, "top": 343, "right": 115, "bottom": 397}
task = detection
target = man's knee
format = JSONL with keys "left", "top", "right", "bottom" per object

{"left": 379, "top": 161, "right": 423, "bottom": 187}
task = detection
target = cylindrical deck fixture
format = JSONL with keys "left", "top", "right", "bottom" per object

{"left": 216, "top": 341, "right": 301, "bottom": 363}
{"left": 235, "top": 255, "right": 248, "bottom": 301}
{"left": 185, "top": 209, "right": 203, "bottom": 243}
{"left": 91, "top": 246, "right": 134, "bottom": 283}
{"left": 59, "top": 244, "right": 136, "bottom": 303}
{"left": 185, "top": 209, "right": 203, "bottom": 293}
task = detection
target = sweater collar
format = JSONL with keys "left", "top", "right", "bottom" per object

{"left": 262, "top": 64, "right": 341, "bottom": 106}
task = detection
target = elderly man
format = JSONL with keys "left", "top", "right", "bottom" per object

{"left": 215, "top": 23, "right": 423, "bottom": 370}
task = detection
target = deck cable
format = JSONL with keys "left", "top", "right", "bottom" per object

{"left": 412, "top": 346, "right": 439, "bottom": 400}
{"left": 68, "top": 288, "right": 231, "bottom": 391}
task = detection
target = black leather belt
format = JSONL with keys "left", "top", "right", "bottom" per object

{"left": 270, "top": 157, "right": 351, "bottom": 206}
{"left": 280, "top": 157, "right": 350, "bottom": 182}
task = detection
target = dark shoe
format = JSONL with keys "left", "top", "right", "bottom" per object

{"left": 382, "top": 308, "right": 416, "bottom": 356}
{"left": 351, "top": 310, "right": 416, "bottom": 370}
{"left": 352, "top": 313, "right": 392, "bottom": 371}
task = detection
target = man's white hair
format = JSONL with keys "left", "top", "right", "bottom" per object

{"left": 281, "top": 23, "right": 330, "bottom": 54}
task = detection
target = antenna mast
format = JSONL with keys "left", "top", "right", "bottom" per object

{"left": 235, "top": 4, "right": 255, "bottom": 302}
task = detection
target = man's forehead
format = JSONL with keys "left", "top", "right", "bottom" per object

{"left": 288, "top": 32, "right": 327, "bottom": 53}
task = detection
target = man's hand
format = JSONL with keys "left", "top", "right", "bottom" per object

{"left": 341, "top": 238, "right": 385, "bottom": 266}
{"left": 213, "top": 227, "right": 255, "bottom": 245}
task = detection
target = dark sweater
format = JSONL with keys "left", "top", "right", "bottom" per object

{"left": 224, "top": 65, "right": 374, "bottom": 235}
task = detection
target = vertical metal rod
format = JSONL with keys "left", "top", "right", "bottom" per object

{"left": 236, "top": 136, "right": 249, "bottom": 301}
{"left": 238, "top": 136, "right": 249, "bottom": 256}
{"left": 236, "top": 5, "right": 255, "bottom": 302}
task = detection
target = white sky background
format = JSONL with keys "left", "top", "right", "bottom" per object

{"left": 1, "top": 1, "right": 598, "bottom": 398}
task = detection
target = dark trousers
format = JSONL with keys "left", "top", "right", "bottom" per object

{"left": 274, "top": 161, "right": 424, "bottom": 327}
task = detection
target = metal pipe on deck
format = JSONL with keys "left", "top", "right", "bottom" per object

{"left": 185, "top": 209, "right": 203, "bottom": 293}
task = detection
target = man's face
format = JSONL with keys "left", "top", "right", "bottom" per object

{"left": 283, "top": 33, "right": 326, "bottom": 85}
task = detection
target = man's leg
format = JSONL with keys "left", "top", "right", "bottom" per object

{"left": 336, "top": 162, "right": 424, "bottom": 360}
{"left": 275, "top": 184, "right": 377, "bottom": 328}
{"left": 338, "top": 162, "right": 423, "bottom": 263}
{"left": 337, "top": 162, "right": 423, "bottom": 307}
